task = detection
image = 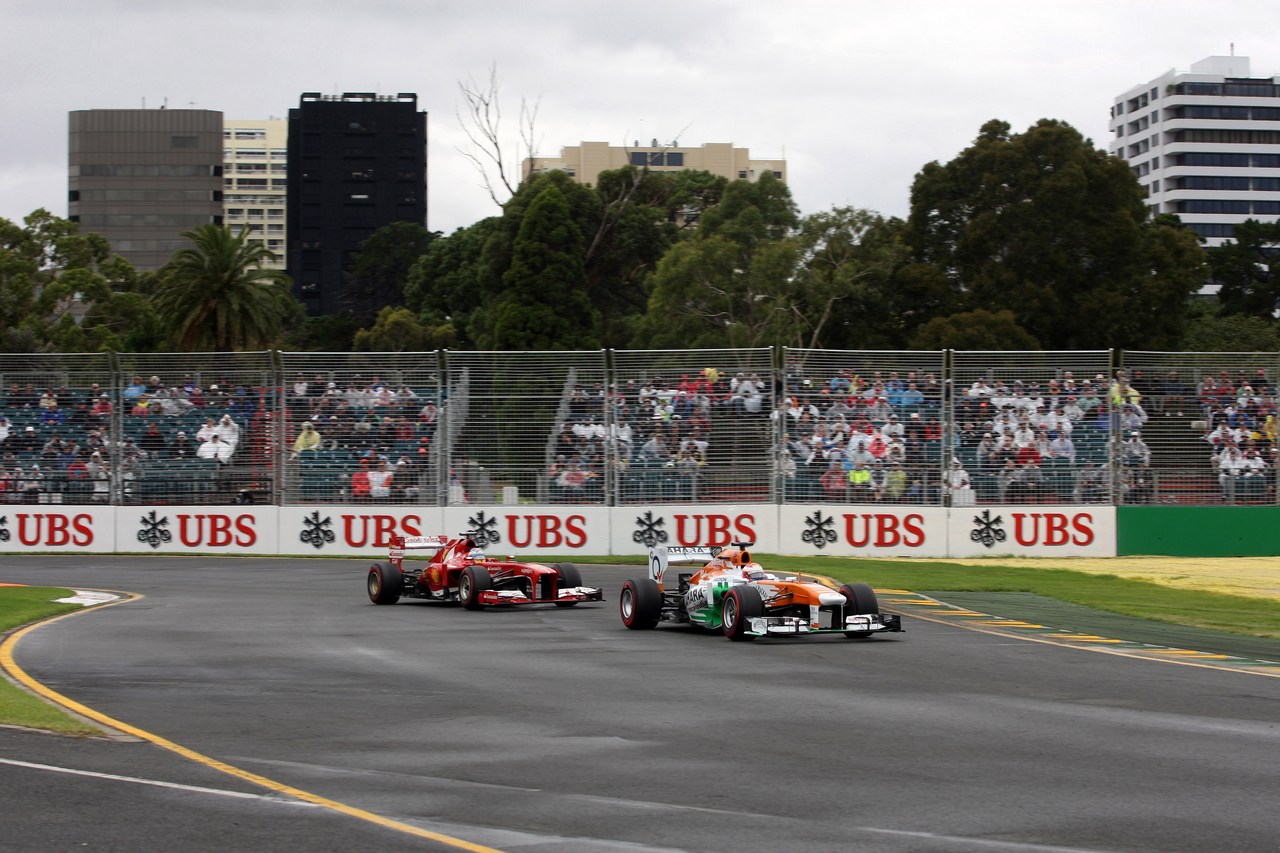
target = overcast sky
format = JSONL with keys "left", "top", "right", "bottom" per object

{"left": 3, "top": 0, "right": 1278, "bottom": 236}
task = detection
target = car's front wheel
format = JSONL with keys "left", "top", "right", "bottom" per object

{"left": 459, "top": 565, "right": 492, "bottom": 610}
{"left": 839, "top": 582, "right": 879, "bottom": 639}
{"left": 554, "top": 562, "right": 583, "bottom": 607}
{"left": 367, "top": 563, "right": 403, "bottom": 605}
{"left": 722, "top": 585, "right": 764, "bottom": 641}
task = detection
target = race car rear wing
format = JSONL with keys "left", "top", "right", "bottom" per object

{"left": 393, "top": 535, "right": 449, "bottom": 551}
{"left": 648, "top": 545, "right": 718, "bottom": 583}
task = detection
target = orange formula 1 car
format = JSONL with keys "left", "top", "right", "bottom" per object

{"left": 366, "top": 533, "right": 603, "bottom": 609}
{"left": 619, "top": 543, "right": 903, "bottom": 641}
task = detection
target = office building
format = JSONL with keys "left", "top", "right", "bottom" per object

{"left": 224, "top": 119, "right": 288, "bottom": 270}
{"left": 523, "top": 141, "right": 786, "bottom": 188}
{"left": 1110, "top": 55, "right": 1280, "bottom": 246}
{"left": 286, "top": 92, "right": 428, "bottom": 315}
{"left": 68, "top": 108, "right": 224, "bottom": 271}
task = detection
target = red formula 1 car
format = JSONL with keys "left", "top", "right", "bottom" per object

{"left": 366, "top": 533, "right": 603, "bottom": 609}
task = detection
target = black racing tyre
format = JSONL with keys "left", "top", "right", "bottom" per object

{"left": 619, "top": 578, "right": 662, "bottom": 629}
{"left": 554, "top": 562, "right": 583, "bottom": 607}
{"left": 367, "top": 563, "right": 403, "bottom": 605}
{"left": 722, "top": 585, "right": 764, "bottom": 641}
{"left": 839, "top": 582, "right": 878, "bottom": 639}
{"left": 459, "top": 565, "right": 492, "bottom": 610}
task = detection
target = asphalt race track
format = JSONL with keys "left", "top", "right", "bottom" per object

{"left": 2, "top": 556, "right": 1279, "bottom": 852}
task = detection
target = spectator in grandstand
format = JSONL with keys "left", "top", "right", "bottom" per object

{"left": 216, "top": 414, "right": 240, "bottom": 452}
{"left": 1204, "top": 421, "right": 1244, "bottom": 455}
{"left": 196, "top": 417, "right": 218, "bottom": 444}
{"left": 1123, "top": 463, "right": 1154, "bottom": 504}
{"left": 366, "top": 459, "right": 394, "bottom": 502}
{"left": 944, "top": 458, "right": 971, "bottom": 502}
{"left": 18, "top": 465, "right": 42, "bottom": 503}
{"left": 730, "top": 373, "right": 765, "bottom": 415}
{"left": 205, "top": 383, "right": 228, "bottom": 406}
{"left": 169, "top": 430, "right": 195, "bottom": 460}
{"left": 139, "top": 422, "right": 167, "bottom": 458}
{"left": 91, "top": 393, "right": 113, "bottom": 421}
{"left": 881, "top": 413, "right": 905, "bottom": 441}
{"left": 846, "top": 460, "right": 875, "bottom": 502}
{"left": 865, "top": 395, "right": 892, "bottom": 423}
{"left": 13, "top": 426, "right": 39, "bottom": 455}
{"left": 292, "top": 421, "right": 322, "bottom": 458}
{"left": 883, "top": 462, "right": 908, "bottom": 504}
{"left": 639, "top": 432, "right": 670, "bottom": 464}
{"left": 154, "top": 386, "right": 195, "bottom": 417}
{"left": 1118, "top": 402, "right": 1149, "bottom": 434}
{"left": 1123, "top": 432, "right": 1151, "bottom": 467}
{"left": 1048, "top": 431, "right": 1077, "bottom": 464}
{"left": 349, "top": 459, "right": 371, "bottom": 502}
{"left": 1061, "top": 396, "right": 1084, "bottom": 424}
{"left": 0, "top": 416, "right": 10, "bottom": 448}
{"left": 1076, "top": 387, "right": 1102, "bottom": 417}
{"left": 123, "top": 375, "right": 147, "bottom": 401}
{"left": 1216, "top": 445, "right": 1246, "bottom": 502}
{"left": 899, "top": 381, "right": 925, "bottom": 416}
{"left": 197, "top": 433, "right": 232, "bottom": 464}
{"left": 1160, "top": 370, "right": 1192, "bottom": 416}
{"left": 91, "top": 456, "right": 110, "bottom": 503}
{"left": 39, "top": 403, "right": 65, "bottom": 427}
{"left": 1238, "top": 448, "right": 1268, "bottom": 502}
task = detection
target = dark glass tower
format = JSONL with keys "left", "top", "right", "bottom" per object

{"left": 286, "top": 93, "right": 428, "bottom": 315}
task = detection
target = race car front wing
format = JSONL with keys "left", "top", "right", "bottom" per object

{"left": 745, "top": 612, "right": 903, "bottom": 637}
{"left": 475, "top": 586, "right": 605, "bottom": 606}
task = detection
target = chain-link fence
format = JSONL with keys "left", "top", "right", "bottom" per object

{"left": 1120, "top": 352, "right": 1279, "bottom": 505}
{"left": 950, "top": 351, "right": 1117, "bottom": 507}
{"left": 276, "top": 352, "right": 444, "bottom": 505}
{"left": 444, "top": 350, "right": 608, "bottom": 506}
{"left": 109, "top": 352, "right": 279, "bottom": 505}
{"left": 0, "top": 348, "right": 1272, "bottom": 506}
{"left": 611, "top": 348, "right": 776, "bottom": 504}
{"left": 0, "top": 353, "right": 114, "bottom": 506}
{"left": 779, "top": 349, "right": 948, "bottom": 505}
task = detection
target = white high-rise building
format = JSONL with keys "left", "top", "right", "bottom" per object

{"left": 223, "top": 119, "right": 288, "bottom": 269}
{"left": 1110, "top": 55, "right": 1280, "bottom": 247}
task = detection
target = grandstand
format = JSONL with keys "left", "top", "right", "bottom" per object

{"left": 0, "top": 349, "right": 1271, "bottom": 507}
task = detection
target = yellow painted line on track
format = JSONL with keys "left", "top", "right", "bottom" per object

{"left": 1, "top": 594, "right": 504, "bottom": 853}
{"left": 888, "top": 602, "right": 1280, "bottom": 679}
{"left": 980, "top": 621, "right": 1046, "bottom": 628}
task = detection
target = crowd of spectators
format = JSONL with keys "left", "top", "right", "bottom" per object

{"left": 284, "top": 372, "right": 435, "bottom": 503}
{"left": 1192, "top": 368, "right": 1277, "bottom": 503}
{"left": 0, "top": 374, "right": 262, "bottom": 504}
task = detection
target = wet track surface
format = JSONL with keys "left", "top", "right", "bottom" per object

{"left": 2, "top": 556, "right": 1279, "bottom": 852}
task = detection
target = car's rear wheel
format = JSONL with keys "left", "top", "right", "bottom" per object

{"left": 367, "top": 563, "right": 403, "bottom": 605}
{"left": 554, "top": 562, "right": 583, "bottom": 607}
{"left": 619, "top": 578, "right": 662, "bottom": 629}
{"left": 460, "top": 565, "right": 492, "bottom": 610}
{"left": 839, "top": 582, "right": 878, "bottom": 639}
{"left": 722, "top": 585, "right": 764, "bottom": 641}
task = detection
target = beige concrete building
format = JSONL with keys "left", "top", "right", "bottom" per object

{"left": 223, "top": 119, "right": 288, "bottom": 269}
{"left": 523, "top": 141, "right": 786, "bottom": 187}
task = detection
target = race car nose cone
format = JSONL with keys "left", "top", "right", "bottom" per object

{"left": 819, "top": 592, "right": 847, "bottom": 607}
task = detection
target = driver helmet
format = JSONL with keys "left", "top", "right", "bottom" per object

{"left": 467, "top": 547, "right": 487, "bottom": 561}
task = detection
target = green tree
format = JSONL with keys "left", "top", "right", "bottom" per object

{"left": 344, "top": 221, "right": 439, "bottom": 326}
{"left": 352, "top": 305, "right": 457, "bottom": 351}
{"left": 909, "top": 308, "right": 1041, "bottom": 350}
{"left": 0, "top": 209, "right": 158, "bottom": 352}
{"left": 404, "top": 217, "right": 500, "bottom": 349}
{"left": 906, "top": 119, "right": 1205, "bottom": 349}
{"left": 1207, "top": 219, "right": 1280, "bottom": 318}
{"left": 633, "top": 174, "right": 803, "bottom": 349}
{"left": 1181, "top": 300, "right": 1280, "bottom": 351}
{"left": 153, "top": 224, "right": 300, "bottom": 351}
{"left": 490, "top": 185, "right": 598, "bottom": 350}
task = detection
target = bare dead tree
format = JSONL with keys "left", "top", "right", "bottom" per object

{"left": 455, "top": 64, "right": 541, "bottom": 207}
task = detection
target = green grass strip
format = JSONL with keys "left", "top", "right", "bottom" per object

{"left": 0, "top": 587, "right": 105, "bottom": 735}
{"left": 566, "top": 554, "right": 1280, "bottom": 640}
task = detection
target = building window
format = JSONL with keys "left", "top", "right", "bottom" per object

{"left": 738, "top": 170, "right": 747, "bottom": 179}
{"left": 666, "top": 152, "right": 684, "bottom": 167}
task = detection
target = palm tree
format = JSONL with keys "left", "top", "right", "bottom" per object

{"left": 154, "top": 224, "right": 297, "bottom": 351}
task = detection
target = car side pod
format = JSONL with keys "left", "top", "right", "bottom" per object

{"left": 620, "top": 578, "right": 662, "bottom": 629}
